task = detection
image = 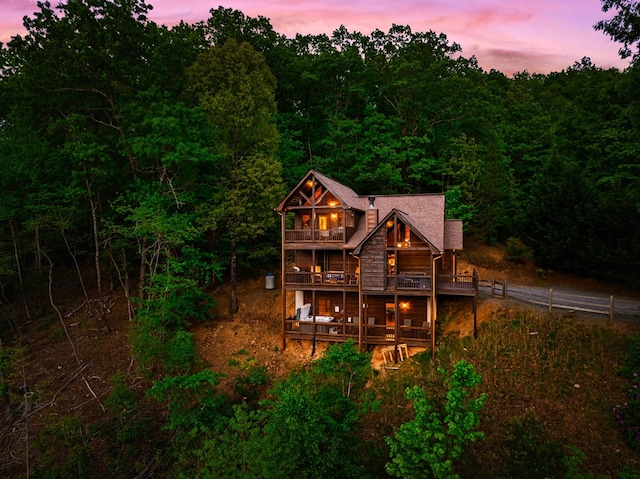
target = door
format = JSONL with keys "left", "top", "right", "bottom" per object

{"left": 385, "top": 302, "right": 395, "bottom": 339}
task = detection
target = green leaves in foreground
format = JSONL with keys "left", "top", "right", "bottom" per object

{"left": 386, "top": 359, "right": 487, "bottom": 479}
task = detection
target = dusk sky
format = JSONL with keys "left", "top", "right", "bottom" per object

{"left": 0, "top": 0, "right": 631, "bottom": 76}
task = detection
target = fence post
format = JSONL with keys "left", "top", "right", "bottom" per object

{"left": 504, "top": 281, "right": 508, "bottom": 300}
{"left": 610, "top": 295, "right": 614, "bottom": 322}
{"left": 549, "top": 288, "right": 553, "bottom": 312}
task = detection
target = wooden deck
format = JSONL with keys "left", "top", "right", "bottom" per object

{"left": 285, "top": 271, "right": 477, "bottom": 296}
{"left": 436, "top": 273, "right": 478, "bottom": 296}
{"left": 284, "top": 317, "right": 432, "bottom": 348}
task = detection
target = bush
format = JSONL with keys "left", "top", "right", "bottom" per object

{"left": 385, "top": 360, "right": 487, "bottom": 479}
{"left": 31, "top": 414, "right": 92, "bottom": 479}
{"left": 613, "top": 372, "right": 640, "bottom": 452}
{"left": 505, "top": 236, "right": 528, "bottom": 263}
{"left": 502, "top": 413, "right": 566, "bottom": 478}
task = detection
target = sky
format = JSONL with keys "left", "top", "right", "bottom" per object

{"left": 0, "top": 0, "right": 631, "bottom": 76}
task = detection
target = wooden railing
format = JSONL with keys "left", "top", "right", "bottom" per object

{"left": 437, "top": 273, "right": 478, "bottom": 294}
{"left": 284, "top": 271, "right": 359, "bottom": 286}
{"left": 284, "top": 318, "right": 431, "bottom": 342}
{"left": 386, "top": 273, "right": 432, "bottom": 290}
{"left": 284, "top": 228, "right": 344, "bottom": 242}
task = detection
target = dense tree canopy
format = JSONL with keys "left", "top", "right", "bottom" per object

{"left": 1, "top": 0, "right": 640, "bottom": 475}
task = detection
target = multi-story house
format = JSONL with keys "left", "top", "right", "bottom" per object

{"left": 276, "top": 170, "right": 477, "bottom": 357}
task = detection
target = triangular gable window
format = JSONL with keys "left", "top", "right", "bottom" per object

{"left": 295, "top": 177, "right": 341, "bottom": 207}
{"left": 385, "top": 215, "right": 426, "bottom": 248}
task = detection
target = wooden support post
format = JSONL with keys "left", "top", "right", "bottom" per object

{"left": 549, "top": 288, "right": 553, "bottom": 312}
{"left": 473, "top": 295, "right": 477, "bottom": 339}
{"left": 610, "top": 295, "right": 614, "bottom": 322}
{"left": 281, "top": 213, "right": 287, "bottom": 351}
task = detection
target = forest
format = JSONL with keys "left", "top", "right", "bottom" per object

{"left": 1, "top": 0, "right": 640, "bottom": 477}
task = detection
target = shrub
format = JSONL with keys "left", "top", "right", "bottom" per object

{"left": 502, "top": 413, "right": 566, "bottom": 478}
{"left": 228, "top": 349, "right": 272, "bottom": 403}
{"left": 613, "top": 372, "right": 640, "bottom": 452}
{"left": 31, "top": 414, "right": 92, "bottom": 479}
{"left": 385, "top": 360, "right": 487, "bottom": 479}
{"left": 505, "top": 236, "right": 528, "bottom": 263}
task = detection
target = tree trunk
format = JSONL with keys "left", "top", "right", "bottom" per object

{"left": 43, "top": 251, "right": 82, "bottom": 367}
{"left": 34, "top": 225, "right": 42, "bottom": 277}
{"left": 107, "top": 248, "right": 133, "bottom": 321}
{"left": 86, "top": 176, "right": 110, "bottom": 333}
{"left": 60, "top": 227, "right": 94, "bottom": 326}
{"left": 9, "top": 220, "right": 31, "bottom": 321}
{"left": 138, "top": 238, "right": 148, "bottom": 300}
{"left": 229, "top": 237, "right": 238, "bottom": 314}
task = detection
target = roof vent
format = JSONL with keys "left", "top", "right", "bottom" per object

{"left": 368, "top": 196, "right": 376, "bottom": 209}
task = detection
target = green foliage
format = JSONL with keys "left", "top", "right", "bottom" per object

{"left": 0, "top": 339, "right": 25, "bottom": 408}
{"left": 31, "top": 414, "right": 93, "bottom": 479}
{"left": 502, "top": 413, "right": 566, "bottom": 478}
{"left": 504, "top": 237, "right": 529, "bottom": 264}
{"left": 129, "top": 250, "right": 215, "bottom": 375}
{"left": 618, "top": 334, "right": 640, "bottom": 378}
{"left": 614, "top": 339, "right": 640, "bottom": 452}
{"left": 228, "top": 349, "right": 273, "bottom": 402}
{"left": 594, "top": 0, "right": 640, "bottom": 62}
{"left": 103, "top": 373, "right": 156, "bottom": 477}
{"left": 261, "top": 373, "right": 366, "bottom": 478}
{"left": 311, "top": 339, "right": 374, "bottom": 399}
{"left": 385, "top": 360, "right": 487, "bottom": 479}
{"left": 158, "top": 343, "right": 374, "bottom": 478}
{"left": 445, "top": 186, "right": 474, "bottom": 223}
{"left": 187, "top": 37, "right": 284, "bottom": 311}
{"left": 148, "top": 369, "right": 226, "bottom": 432}
{"left": 613, "top": 336, "right": 640, "bottom": 454}
{"left": 130, "top": 309, "right": 197, "bottom": 375}
{"left": 196, "top": 403, "right": 266, "bottom": 479}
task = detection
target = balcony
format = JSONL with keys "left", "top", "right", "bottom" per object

{"left": 284, "top": 271, "right": 359, "bottom": 287}
{"left": 284, "top": 228, "right": 345, "bottom": 243}
{"left": 383, "top": 272, "right": 478, "bottom": 295}
{"left": 436, "top": 273, "right": 478, "bottom": 296}
{"left": 386, "top": 273, "right": 432, "bottom": 291}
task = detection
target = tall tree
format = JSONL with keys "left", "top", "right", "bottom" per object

{"left": 187, "top": 39, "right": 284, "bottom": 313}
{"left": 595, "top": 0, "right": 640, "bottom": 63}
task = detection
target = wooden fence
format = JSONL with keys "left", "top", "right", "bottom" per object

{"left": 479, "top": 279, "right": 507, "bottom": 299}
{"left": 497, "top": 285, "right": 640, "bottom": 321}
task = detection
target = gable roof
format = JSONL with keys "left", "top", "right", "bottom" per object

{"left": 345, "top": 194, "right": 446, "bottom": 251}
{"left": 276, "top": 169, "right": 365, "bottom": 212}
{"left": 352, "top": 209, "right": 440, "bottom": 256}
{"left": 278, "top": 170, "right": 462, "bottom": 252}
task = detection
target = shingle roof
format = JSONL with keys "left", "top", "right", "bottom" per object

{"left": 276, "top": 169, "right": 365, "bottom": 211}
{"left": 345, "top": 194, "right": 446, "bottom": 251}
{"left": 278, "top": 170, "right": 463, "bottom": 253}
{"left": 310, "top": 170, "right": 364, "bottom": 210}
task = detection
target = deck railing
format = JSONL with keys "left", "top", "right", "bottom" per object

{"left": 284, "top": 318, "right": 431, "bottom": 343}
{"left": 436, "top": 273, "right": 478, "bottom": 293}
{"left": 284, "top": 228, "right": 344, "bottom": 243}
{"left": 386, "top": 273, "right": 432, "bottom": 290}
{"left": 285, "top": 271, "right": 359, "bottom": 286}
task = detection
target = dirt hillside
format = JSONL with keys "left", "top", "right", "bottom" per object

{"left": 193, "top": 239, "right": 639, "bottom": 381}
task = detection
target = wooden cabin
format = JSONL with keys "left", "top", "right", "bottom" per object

{"left": 276, "top": 170, "right": 477, "bottom": 357}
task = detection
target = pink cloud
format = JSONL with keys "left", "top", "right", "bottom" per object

{"left": 0, "top": 0, "right": 630, "bottom": 75}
